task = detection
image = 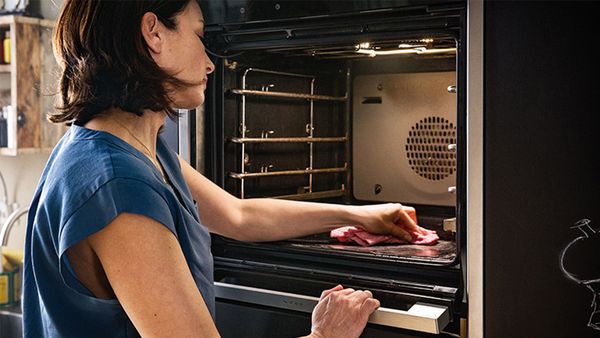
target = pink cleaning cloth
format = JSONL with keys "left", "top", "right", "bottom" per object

{"left": 330, "top": 225, "right": 439, "bottom": 246}
{"left": 330, "top": 208, "right": 439, "bottom": 246}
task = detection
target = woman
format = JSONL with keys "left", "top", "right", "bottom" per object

{"left": 23, "top": 0, "right": 421, "bottom": 337}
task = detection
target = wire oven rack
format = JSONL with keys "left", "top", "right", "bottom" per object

{"left": 228, "top": 68, "right": 349, "bottom": 200}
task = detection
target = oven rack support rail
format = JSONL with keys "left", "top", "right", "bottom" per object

{"left": 234, "top": 67, "right": 350, "bottom": 199}
{"left": 230, "top": 89, "right": 347, "bottom": 102}
{"left": 228, "top": 136, "right": 348, "bottom": 144}
{"left": 225, "top": 187, "right": 347, "bottom": 201}
{"left": 229, "top": 166, "right": 347, "bottom": 179}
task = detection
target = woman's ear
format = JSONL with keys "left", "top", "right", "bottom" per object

{"left": 141, "top": 12, "right": 162, "bottom": 54}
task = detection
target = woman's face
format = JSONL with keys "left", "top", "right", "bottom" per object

{"left": 153, "top": 1, "right": 215, "bottom": 109}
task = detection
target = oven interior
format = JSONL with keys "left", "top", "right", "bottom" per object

{"left": 202, "top": 2, "right": 467, "bottom": 328}
{"left": 206, "top": 32, "right": 463, "bottom": 261}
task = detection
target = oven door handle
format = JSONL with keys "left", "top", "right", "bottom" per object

{"left": 214, "top": 282, "right": 450, "bottom": 334}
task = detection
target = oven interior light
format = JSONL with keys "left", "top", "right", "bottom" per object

{"left": 355, "top": 47, "right": 456, "bottom": 57}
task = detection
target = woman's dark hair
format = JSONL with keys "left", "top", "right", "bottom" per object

{"left": 50, "top": 0, "right": 195, "bottom": 124}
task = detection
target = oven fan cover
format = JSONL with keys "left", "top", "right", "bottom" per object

{"left": 406, "top": 116, "right": 457, "bottom": 182}
{"left": 353, "top": 72, "right": 457, "bottom": 206}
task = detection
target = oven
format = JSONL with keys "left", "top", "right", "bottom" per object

{"left": 189, "top": 1, "right": 469, "bottom": 336}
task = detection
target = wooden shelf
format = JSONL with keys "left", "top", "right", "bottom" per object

{"left": 0, "top": 147, "right": 17, "bottom": 156}
{"left": 0, "top": 15, "right": 63, "bottom": 156}
{"left": 0, "top": 147, "right": 52, "bottom": 156}
{"left": 0, "top": 15, "right": 53, "bottom": 27}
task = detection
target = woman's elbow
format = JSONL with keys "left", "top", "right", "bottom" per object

{"left": 200, "top": 200, "right": 248, "bottom": 241}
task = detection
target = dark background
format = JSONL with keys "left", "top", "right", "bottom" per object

{"left": 484, "top": 1, "right": 600, "bottom": 337}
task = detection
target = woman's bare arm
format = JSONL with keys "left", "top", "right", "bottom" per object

{"left": 87, "top": 213, "right": 220, "bottom": 338}
{"left": 178, "top": 156, "right": 415, "bottom": 242}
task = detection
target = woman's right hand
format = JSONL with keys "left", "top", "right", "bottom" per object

{"left": 306, "top": 285, "right": 380, "bottom": 338}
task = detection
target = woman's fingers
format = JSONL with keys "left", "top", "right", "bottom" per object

{"left": 310, "top": 286, "right": 381, "bottom": 338}
{"left": 402, "top": 206, "right": 417, "bottom": 223}
{"left": 330, "top": 288, "right": 356, "bottom": 299}
{"left": 395, "top": 208, "right": 418, "bottom": 232}
{"left": 320, "top": 284, "right": 343, "bottom": 300}
{"left": 389, "top": 224, "right": 413, "bottom": 242}
{"left": 348, "top": 290, "right": 374, "bottom": 305}
{"left": 349, "top": 290, "right": 381, "bottom": 319}
{"left": 361, "top": 297, "right": 381, "bottom": 314}
{"left": 398, "top": 210, "right": 417, "bottom": 230}
{"left": 328, "top": 288, "right": 373, "bottom": 304}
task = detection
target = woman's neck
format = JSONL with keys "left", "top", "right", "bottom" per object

{"left": 84, "top": 108, "right": 166, "bottom": 158}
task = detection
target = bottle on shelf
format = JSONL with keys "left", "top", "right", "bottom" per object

{"left": 3, "top": 31, "right": 10, "bottom": 64}
{"left": 0, "top": 31, "right": 4, "bottom": 65}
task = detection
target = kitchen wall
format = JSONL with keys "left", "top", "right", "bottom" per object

{"left": 28, "top": 0, "right": 62, "bottom": 21}
{"left": 0, "top": 154, "right": 50, "bottom": 248}
{"left": 0, "top": 0, "right": 62, "bottom": 249}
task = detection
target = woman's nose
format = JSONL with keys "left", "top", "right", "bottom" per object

{"left": 206, "top": 55, "right": 215, "bottom": 75}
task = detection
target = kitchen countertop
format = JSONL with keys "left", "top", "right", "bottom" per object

{"left": 0, "top": 302, "right": 23, "bottom": 338}
{"left": 0, "top": 303, "right": 22, "bottom": 315}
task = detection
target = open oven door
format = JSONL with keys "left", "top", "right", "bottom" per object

{"left": 214, "top": 281, "right": 450, "bottom": 334}
{"left": 210, "top": 247, "right": 462, "bottom": 337}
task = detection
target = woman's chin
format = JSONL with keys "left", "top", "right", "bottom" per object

{"left": 173, "top": 93, "right": 205, "bottom": 109}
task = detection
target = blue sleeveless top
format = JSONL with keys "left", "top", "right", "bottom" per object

{"left": 23, "top": 123, "right": 215, "bottom": 337}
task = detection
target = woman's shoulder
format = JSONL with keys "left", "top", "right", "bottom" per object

{"left": 36, "top": 128, "right": 171, "bottom": 225}
{"left": 48, "top": 125, "right": 162, "bottom": 191}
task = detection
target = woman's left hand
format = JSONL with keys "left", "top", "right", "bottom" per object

{"left": 353, "top": 203, "right": 420, "bottom": 241}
